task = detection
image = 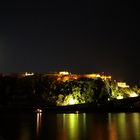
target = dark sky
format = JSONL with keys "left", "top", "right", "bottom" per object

{"left": 0, "top": 1, "right": 139, "bottom": 84}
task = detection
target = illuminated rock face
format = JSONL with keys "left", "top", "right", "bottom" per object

{"left": 56, "top": 76, "right": 139, "bottom": 105}
{"left": 0, "top": 72, "right": 139, "bottom": 107}
{"left": 110, "top": 82, "right": 139, "bottom": 100}
{"left": 56, "top": 78, "right": 111, "bottom": 106}
{"left": 63, "top": 95, "right": 79, "bottom": 106}
{"left": 130, "top": 92, "right": 138, "bottom": 97}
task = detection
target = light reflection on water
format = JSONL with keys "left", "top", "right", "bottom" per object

{"left": 46, "top": 113, "right": 140, "bottom": 140}
{"left": 107, "top": 113, "right": 140, "bottom": 140}
{"left": 0, "top": 112, "right": 140, "bottom": 140}
{"left": 57, "top": 113, "right": 84, "bottom": 140}
{"left": 36, "top": 111, "right": 42, "bottom": 139}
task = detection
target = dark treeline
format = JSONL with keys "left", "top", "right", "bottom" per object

{"left": 0, "top": 74, "right": 111, "bottom": 107}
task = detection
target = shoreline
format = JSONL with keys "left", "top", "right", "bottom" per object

{"left": 0, "top": 96, "right": 140, "bottom": 113}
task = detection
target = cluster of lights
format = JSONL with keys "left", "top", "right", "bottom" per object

{"left": 84, "top": 74, "right": 111, "bottom": 80}
{"left": 115, "top": 91, "right": 138, "bottom": 100}
{"left": 117, "top": 82, "right": 129, "bottom": 88}
{"left": 36, "top": 109, "right": 43, "bottom": 113}
{"left": 59, "top": 71, "right": 70, "bottom": 75}
{"left": 24, "top": 72, "right": 34, "bottom": 76}
{"left": 56, "top": 71, "right": 139, "bottom": 103}
{"left": 57, "top": 71, "right": 112, "bottom": 82}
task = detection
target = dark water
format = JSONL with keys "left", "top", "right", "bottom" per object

{"left": 0, "top": 111, "right": 140, "bottom": 140}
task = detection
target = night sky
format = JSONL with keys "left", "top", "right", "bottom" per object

{"left": 0, "top": 1, "right": 139, "bottom": 84}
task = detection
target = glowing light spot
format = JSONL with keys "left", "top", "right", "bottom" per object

{"left": 62, "top": 95, "right": 79, "bottom": 106}
{"left": 25, "top": 72, "right": 34, "bottom": 76}
{"left": 36, "top": 109, "right": 43, "bottom": 113}
{"left": 116, "top": 95, "right": 123, "bottom": 100}
{"left": 96, "top": 74, "right": 101, "bottom": 77}
{"left": 69, "top": 98, "right": 77, "bottom": 105}
{"left": 59, "top": 71, "right": 69, "bottom": 75}
{"left": 130, "top": 92, "right": 138, "bottom": 97}
{"left": 117, "top": 82, "right": 129, "bottom": 88}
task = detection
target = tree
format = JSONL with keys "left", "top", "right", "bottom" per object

{"left": 93, "top": 78, "right": 110, "bottom": 103}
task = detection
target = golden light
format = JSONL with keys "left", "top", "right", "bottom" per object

{"left": 69, "top": 98, "right": 77, "bottom": 105}
{"left": 62, "top": 95, "right": 79, "bottom": 106}
{"left": 96, "top": 74, "right": 101, "bottom": 78}
{"left": 117, "top": 82, "right": 129, "bottom": 88}
{"left": 59, "top": 71, "right": 69, "bottom": 75}
{"left": 36, "top": 109, "right": 43, "bottom": 113}
{"left": 116, "top": 95, "right": 124, "bottom": 100}
{"left": 130, "top": 92, "right": 138, "bottom": 97}
{"left": 25, "top": 72, "right": 34, "bottom": 76}
{"left": 108, "top": 76, "right": 112, "bottom": 79}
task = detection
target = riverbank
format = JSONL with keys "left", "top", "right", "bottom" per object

{"left": 0, "top": 96, "right": 140, "bottom": 113}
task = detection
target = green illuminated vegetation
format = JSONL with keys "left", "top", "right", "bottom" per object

{"left": 0, "top": 72, "right": 140, "bottom": 108}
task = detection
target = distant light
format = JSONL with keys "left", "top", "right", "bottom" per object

{"left": 36, "top": 109, "right": 42, "bottom": 113}
{"left": 83, "top": 73, "right": 111, "bottom": 80}
{"left": 59, "top": 71, "right": 69, "bottom": 75}
{"left": 75, "top": 111, "right": 79, "bottom": 114}
{"left": 25, "top": 72, "right": 34, "bottom": 76}
{"left": 108, "top": 76, "right": 112, "bottom": 79}
{"left": 108, "top": 98, "right": 110, "bottom": 101}
{"left": 117, "top": 82, "right": 129, "bottom": 88}
{"left": 96, "top": 74, "right": 101, "bottom": 77}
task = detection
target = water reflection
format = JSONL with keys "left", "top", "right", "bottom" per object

{"left": 0, "top": 112, "right": 140, "bottom": 140}
{"left": 56, "top": 113, "right": 87, "bottom": 140}
{"left": 36, "top": 110, "right": 42, "bottom": 139}
{"left": 54, "top": 113, "right": 140, "bottom": 140}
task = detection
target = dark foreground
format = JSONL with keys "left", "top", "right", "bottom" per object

{"left": 0, "top": 97, "right": 140, "bottom": 113}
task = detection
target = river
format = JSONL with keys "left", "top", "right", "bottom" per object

{"left": 0, "top": 111, "right": 140, "bottom": 140}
